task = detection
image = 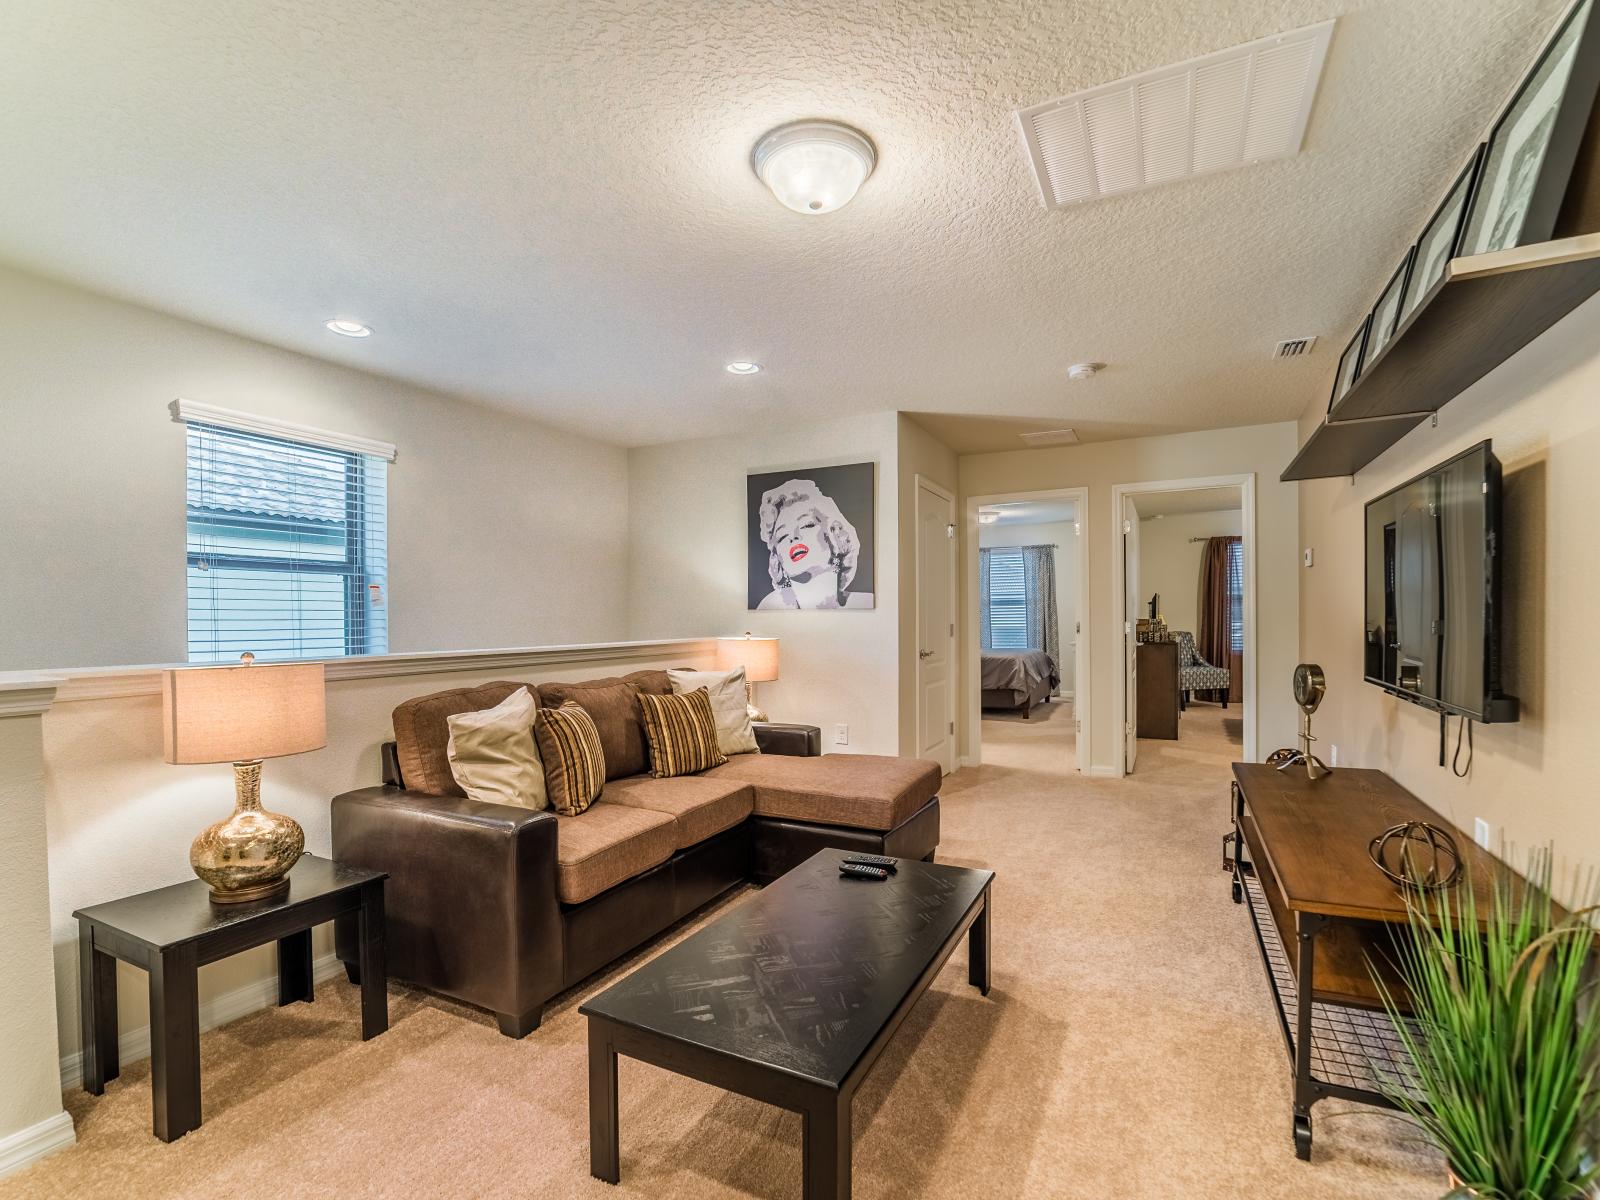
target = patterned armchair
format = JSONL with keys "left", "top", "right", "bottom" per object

{"left": 1174, "top": 630, "right": 1231, "bottom": 710}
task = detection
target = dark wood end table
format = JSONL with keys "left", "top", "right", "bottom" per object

{"left": 581, "top": 848, "right": 994, "bottom": 1199}
{"left": 73, "top": 853, "right": 387, "bottom": 1142}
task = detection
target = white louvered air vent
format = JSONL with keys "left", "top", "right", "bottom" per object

{"left": 1273, "top": 336, "right": 1319, "bottom": 358}
{"left": 1018, "top": 428, "right": 1080, "bottom": 447}
{"left": 1016, "top": 20, "right": 1334, "bottom": 209}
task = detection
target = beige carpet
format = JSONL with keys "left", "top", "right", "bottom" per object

{"left": 7, "top": 704, "right": 1444, "bottom": 1199}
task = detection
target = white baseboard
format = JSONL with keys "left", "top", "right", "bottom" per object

{"left": 1082, "top": 764, "right": 1120, "bottom": 778}
{"left": 1059, "top": 691, "right": 1074, "bottom": 702}
{"left": 59, "top": 953, "right": 344, "bottom": 1091}
{"left": 0, "top": 1110, "right": 75, "bottom": 1180}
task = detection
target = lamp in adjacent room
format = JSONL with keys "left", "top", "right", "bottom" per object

{"left": 162, "top": 654, "right": 326, "bottom": 904}
{"left": 715, "top": 634, "right": 779, "bottom": 722}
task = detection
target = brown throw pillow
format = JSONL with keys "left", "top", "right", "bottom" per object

{"left": 534, "top": 702, "right": 607, "bottom": 816}
{"left": 638, "top": 687, "right": 728, "bottom": 779}
{"left": 536, "top": 678, "right": 653, "bottom": 781}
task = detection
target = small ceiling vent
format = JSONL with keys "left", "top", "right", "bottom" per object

{"left": 1273, "top": 336, "right": 1319, "bottom": 358}
{"left": 1016, "top": 20, "right": 1334, "bottom": 209}
{"left": 1018, "top": 428, "right": 1080, "bottom": 447}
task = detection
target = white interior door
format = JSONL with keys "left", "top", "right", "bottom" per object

{"left": 1123, "top": 495, "right": 1141, "bottom": 773}
{"left": 916, "top": 480, "right": 956, "bottom": 773}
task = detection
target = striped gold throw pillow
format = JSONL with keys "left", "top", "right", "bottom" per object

{"left": 533, "top": 701, "right": 606, "bottom": 815}
{"left": 639, "top": 687, "right": 728, "bottom": 779}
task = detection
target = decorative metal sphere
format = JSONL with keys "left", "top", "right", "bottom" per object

{"left": 1368, "top": 821, "right": 1463, "bottom": 891}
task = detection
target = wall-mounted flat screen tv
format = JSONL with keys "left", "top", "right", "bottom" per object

{"left": 1363, "top": 441, "right": 1518, "bottom": 722}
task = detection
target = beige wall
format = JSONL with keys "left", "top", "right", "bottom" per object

{"left": 978, "top": 519, "right": 1080, "bottom": 697}
{"left": 1139, "top": 508, "right": 1242, "bottom": 637}
{"left": 0, "top": 687, "right": 71, "bottom": 1162}
{"left": 0, "top": 266, "right": 632, "bottom": 672}
{"left": 39, "top": 643, "right": 716, "bottom": 1083}
{"left": 1297, "top": 292, "right": 1600, "bottom": 895}
{"left": 960, "top": 423, "right": 1300, "bottom": 773}
{"left": 626, "top": 413, "right": 904, "bottom": 757}
{"left": 897, "top": 416, "right": 959, "bottom": 756}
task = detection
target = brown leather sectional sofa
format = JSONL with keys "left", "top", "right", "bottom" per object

{"left": 330, "top": 670, "right": 941, "bottom": 1036}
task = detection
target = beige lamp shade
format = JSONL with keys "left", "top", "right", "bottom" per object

{"left": 715, "top": 636, "right": 779, "bottom": 683}
{"left": 162, "top": 662, "right": 327, "bottom": 764}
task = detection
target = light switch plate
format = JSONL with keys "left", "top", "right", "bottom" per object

{"left": 1474, "top": 818, "right": 1491, "bottom": 850}
{"left": 834, "top": 724, "right": 849, "bottom": 746}
{"left": 1303, "top": 547, "right": 1314, "bottom": 567}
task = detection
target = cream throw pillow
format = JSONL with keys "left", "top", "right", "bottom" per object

{"left": 445, "top": 687, "right": 548, "bottom": 810}
{"left": 668, "top": 667, "right": 759, "bottom": 755}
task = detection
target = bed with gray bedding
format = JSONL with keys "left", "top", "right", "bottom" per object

{"left": 980, "top": 649, "right": 1059, "bottom": 718}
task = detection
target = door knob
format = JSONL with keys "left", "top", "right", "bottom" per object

{"left": 919, "top": 649, "right": 934, "bottom": 658}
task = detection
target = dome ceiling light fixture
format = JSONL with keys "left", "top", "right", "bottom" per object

{"left": 752, "top": 120, "right": 876, "bottom": 215}
{"left": 325, "top": 318, "right": 372, "bottom": 337}
{"left": 726, "top": 361, "right": 761, "bottom": 374}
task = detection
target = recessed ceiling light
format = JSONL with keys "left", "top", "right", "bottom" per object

{"left": 752, "top": 120, "right": 876, "bottom": 215}
{"left": 325, "top": 319, "right": 372, "bottom": 338}
{"left": 726, "top": 361, "right": 761, "bottom": 374}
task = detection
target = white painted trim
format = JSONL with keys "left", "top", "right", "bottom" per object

{"left": 1110, "top": 474, "right": 1257, "bottom": 777}
{"left": 965, "top": 486, "right": 1090, "bottom": 773}
{"left": 0, "top": 1110, "right": 75, "bottom": 1179}
{"left": 1082, "top": 765, "right": 1120, "bottom": 778}
{"left": 0, "top": 677, "right": 64, "bottom": 718}
{"left": 44, "top": 639, "right": 719, "bottom": 705}
{"left": 171, "top": 398, "right": 398, "bottom": 462}
{"left": 913, "top": 475, "right": 959, "bottom": 774}
{"left": 58, "top": 953, "right": 346, "bottom": 1091}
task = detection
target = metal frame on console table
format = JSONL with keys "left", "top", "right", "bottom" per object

{"left": 1228, "top": 781, "right": 1425, "bottom": 1161}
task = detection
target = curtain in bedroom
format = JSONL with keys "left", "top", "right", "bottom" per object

{"left": 1022, "top": 544, "right": 1061, "bottom": 695}
{"left": 1198, "top": 535, "right": 1242, "bottom": 703}
{"left": 978, "top": 548, "right": 993, "bottom": 651}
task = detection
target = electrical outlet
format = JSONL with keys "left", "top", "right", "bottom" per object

{"left": 834, "top": 723, "right": 849, "bottom": 746}
{"left": 1474, "top": 818, "right": 1491, "bottom": 850}
{"left": 1329, "top": 744, "right": 1338, "bottom": 767}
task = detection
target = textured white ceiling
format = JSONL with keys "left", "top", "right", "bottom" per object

{"left": 982, "top": 499, "right": 1078, "bottom": 525}
{"left": 0, "top": 0, "right": 1567, "bottom": 448}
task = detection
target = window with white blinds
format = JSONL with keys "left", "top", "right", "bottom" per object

{"left": 185, "top": 421, "right": 389, "bottom": 663}
{"left": 985, "top": 549, "right": 1030, "bottom": 650}
{"left": 1227, "top": 540, "right": 1244, "bottom": 653}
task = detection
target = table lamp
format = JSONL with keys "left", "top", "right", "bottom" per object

{"left": 715, "top": 634, "right": 779, "bottom": 722}
{"left": 162, "top": 654, "right": 326, "bottom": 904}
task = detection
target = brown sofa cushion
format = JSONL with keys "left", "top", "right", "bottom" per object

{"left": 706, "top": 753, "right": 940, "bottom": 831}
{"left": 554, "top": 802, "right": 676, "bottom": 904}
{"left": 602, "top": 774, "right": 755, "bottom": 849}
{"left": 392, "top": 680, "right": 532, "bottom": 797}
{"left": 537, "top": 671, "right": 671, "bottom": 781}
{"left": 638, "top": 687, "right": 727, "bottom": 778}
{"left": 534, "top": 702, "right": 607, "bottom": 817}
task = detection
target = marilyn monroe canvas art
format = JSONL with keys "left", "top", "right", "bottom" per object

{"left": 746, "top": 462, "right": 875, "bottom": 610}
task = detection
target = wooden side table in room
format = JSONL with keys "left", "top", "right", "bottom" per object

{"left": 1136, "top": 640, "right": 1179, "bottom": 739}
{"left": 74, "top": 854, "right": 387, "bottom": 1142}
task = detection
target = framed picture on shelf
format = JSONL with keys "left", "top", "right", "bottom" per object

{"left": 1363, "top": 248, "right": 1415, "bottom": 368}
{"left": 1459, "top": 0, "right": 1600, "bottom": 257}
{"left": 1400, "top": 146, "right": 1484, "bottom": 321}
{"left": 1327, "top": 317, "right": 1370, "bottom": 416}
{"left": 747, "top": 462, "right": 876, "bottom": 610}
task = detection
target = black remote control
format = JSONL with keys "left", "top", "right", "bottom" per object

{"left": 839, "top": 863, "right": 890, "bottom": 881}
{"left": 841, "top": 854, "right": 897, "bottom": 873}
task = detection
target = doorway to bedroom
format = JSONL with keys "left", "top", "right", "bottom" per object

{"left": 972, "top": 489, "right": 1086, "bottom": 774}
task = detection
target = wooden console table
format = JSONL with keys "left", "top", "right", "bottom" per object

{"left": 1227, "top": 763, "right": 1516, "bottom": 1161}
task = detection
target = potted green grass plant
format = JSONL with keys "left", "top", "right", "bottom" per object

{"left": 1375, "top": 851, "right": 1599, "bottom": 1199}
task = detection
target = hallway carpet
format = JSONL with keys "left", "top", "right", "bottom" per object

{"left": 7, "top": 706, "right": 1442, "bottom": 1199}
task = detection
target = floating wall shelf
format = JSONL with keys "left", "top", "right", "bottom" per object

{"left": 1283, "top": 233, "right": 1600, "bottom": 481}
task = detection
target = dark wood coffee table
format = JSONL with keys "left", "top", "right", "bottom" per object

{"left": 580, "top": 848, "right": 994, "bottom": 1199}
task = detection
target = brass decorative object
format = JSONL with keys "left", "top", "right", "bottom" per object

{"left": 1368, "top": 820, "right": 1463, "bottom": 891}
{"left": 162, "top": 654, "right": 326, "bottom": 905}
{"left": 190, "top": 758, "right": 305, "bottom": 904}
{"left": 1272, "top": 663, "right": 1332, "bottom": 780}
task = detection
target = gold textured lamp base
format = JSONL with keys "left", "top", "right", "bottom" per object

{"left": 744, "top": 679, "right": 769, "bottom": 723}
{"left": 192, "top": 760, "right": 305, "bottom": 905}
